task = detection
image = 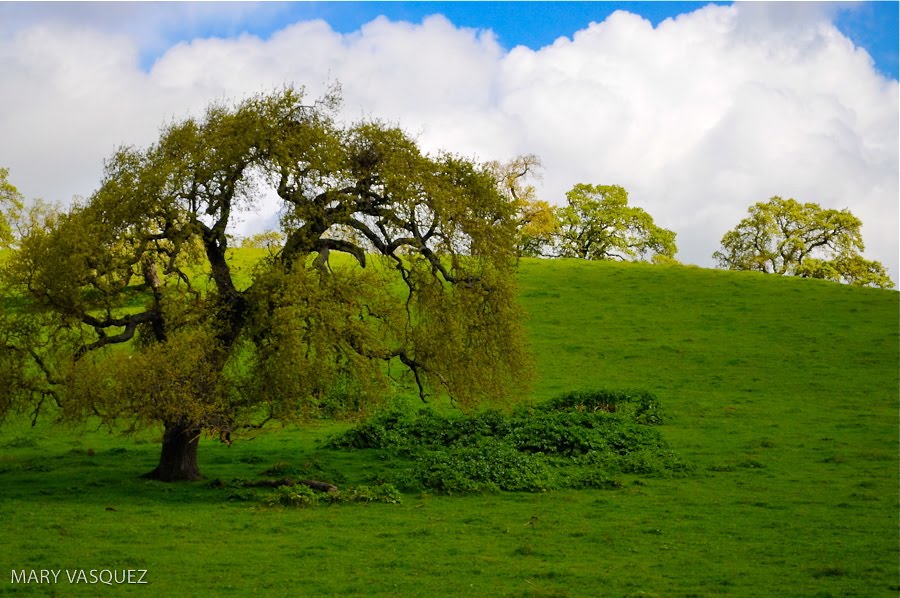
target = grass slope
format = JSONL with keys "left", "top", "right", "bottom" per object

{"left": 0, "top": 258, "right": 897, "bottom": 596}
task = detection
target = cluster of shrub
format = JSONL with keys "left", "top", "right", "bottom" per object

{"left": 210, "top": 474, "right": 404, "bottom": 507}
{"left": 327, "top": 389, "right": 690, "bottom": 494}
{"left": 261, "top": 483, "right": 403, "bottom": 508}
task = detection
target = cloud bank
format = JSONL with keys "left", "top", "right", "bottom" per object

{"left": 0, "top": 4, "right": 896, "bottom": 276}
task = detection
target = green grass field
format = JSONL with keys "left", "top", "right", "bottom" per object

{"left": 1, "top": 258, "right": 897, "bottom": 596}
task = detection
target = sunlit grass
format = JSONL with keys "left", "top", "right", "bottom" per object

{"left": 1, "top": 256, "right": 897, "bottom": 596}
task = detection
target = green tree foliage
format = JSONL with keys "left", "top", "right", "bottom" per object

{"left": 713, "top": 197, "right": 893, "bottom": 289}
{"left": 555, "top": 183, "right": 677, "bottom": 261}
{"left": 240, "top": 230, "right": 285, "bottom": 250}
{"left": 488, "top": 154, "right": 559, "bottom": 257}
{"left": 0, "top": 167, "right": 24, "bottom": 249}
{"left": 0, "top": 86, "right": 532, "bottom": 480}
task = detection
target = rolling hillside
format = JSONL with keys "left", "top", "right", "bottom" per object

{"left": 1, "top": 257, "right": 897, "bottom": 596}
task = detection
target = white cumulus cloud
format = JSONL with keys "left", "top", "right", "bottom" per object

{"left": 0, "top": 3, "right": 896, "bottom": 277}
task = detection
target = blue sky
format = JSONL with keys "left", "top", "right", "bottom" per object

{"left": 832, "top": 0, "right": 899, "bottom": 79}
{"left": 145, "top": 1, "right": 898, "bottom": 79}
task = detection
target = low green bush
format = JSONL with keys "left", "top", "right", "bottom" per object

{"left": 328, "top": 389, "right": 689, "bottom": 494}
{"left": 263, "top": 484, "right": 321, "bottom": 508}
{"left": 260, "top": 482, "right": 403, "bottom": 508}
{"left": 340, "top": 483, "right": 403, "bottom": 504}
{"left": 540, "top": 389, "right": 666, "bottom": 425}
{"left": 412, "top": 440, "right": 552, "bottom": 493}
{"left": 327, "top": 408, "right": 513, "bottom": 450}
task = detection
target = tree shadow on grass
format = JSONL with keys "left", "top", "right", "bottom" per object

{"left": 0, "top": 444, "right": 307, "bottom": 508}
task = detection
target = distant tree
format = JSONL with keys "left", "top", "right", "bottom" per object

{"left": 649, "top": 254, "right": 682, "bottom": 266}
{"left": 555, "top": 183, "right": 677, "bottom": 261}
{"left": 0, "top": 86, "right": 531, "bottom": 481}
{"left": 488, "top": 154, "right": 559, "bottom": 257}
{"left": 713, "top": 196, "right": 893, "bottom": 289}
{"left": 516, "top": 200, "right": 559, "bottom": 257}
{"left": 0, "top": 167, "right": 23, "bottom": 250}
{"left": 240, "top": 230, "right": 285, "bottom": 250}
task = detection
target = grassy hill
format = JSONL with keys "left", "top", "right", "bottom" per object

{"left": 0, "top": 258, "right": 897, "bottom": 596}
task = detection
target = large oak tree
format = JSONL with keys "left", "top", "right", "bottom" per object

{"left": 0, "top": 87, "right": 531, "bottom": 481}
{"left": 555, "top": 184, "right": 677, "bottom": 262}
{"left": 713, "top": 196, "right": 893, "bottom": 289}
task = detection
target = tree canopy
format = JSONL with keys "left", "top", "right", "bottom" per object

{"left": 555, "top": 183, "right": 677, "bottom": 262}
{"left": 488, "top": 154, "right": 558, "bottom": 258}
{"left": 713, "top": 196, "right": 893, "bottom": 289}
{"left": 485, "top": 160, "right": 677, "bottom": 263}
{"left": 0, "top": 167, "right": 23, "bottom": 250}
{"left": 0, "top": 86, "right": 531, "bottom": 480}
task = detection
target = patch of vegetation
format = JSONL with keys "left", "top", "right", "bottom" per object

{"left": 260, "top": 482, "right": 402, "bottom": 508}
{"left": 1, "top": 435, "right": 38, "bottom": 449}
{"left": 413, "top": 441, "right": 552, "bottom": 493}
{"left": 542, "top": 388, "right": 666, "bottom": 424}
{"left": 262, "top": 484, "right": 323, "bottom": 508}
{"left": 328, "top": 389, "right": 689, "bottom": 493}
{"left": 339, "top": 484, "right": 403, "bottom": 505}
{"left": 208, "top": 476, "right": 402, "bottom": 507}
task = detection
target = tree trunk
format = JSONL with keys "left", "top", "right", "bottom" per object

{"left": 143, "top": 421, "right": 202, "bottom": 482}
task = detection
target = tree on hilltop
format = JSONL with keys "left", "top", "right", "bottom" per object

{"left": 240, "top": 230, "right": 285, "bottom": 250}
{"left": 488, "top": 154, "right": 559, "bottom": 258}
{"left": 0, "top": 167, "right": 23, "bottom": 250}
{"left": 0, "top": 86, "right": 532, "bottom": 481}
{"left": 555, "top": 183, "right": 677, "bottom": 262}
{"left": 485, "top": 164, "right": 677, "bottom": 264}
{"left": 714, "top": 196, "right": 893, "bottom": 289}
